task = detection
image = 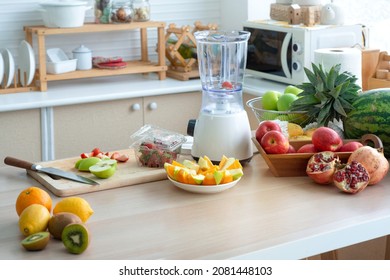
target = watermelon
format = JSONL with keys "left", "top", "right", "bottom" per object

{"left": 344, "top": 88, "right": 390, "bottom": 158}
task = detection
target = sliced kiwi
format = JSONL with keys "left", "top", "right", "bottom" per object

{"left": 21, "top": 231, "right": 50, "bottom": 251}
{"left": 62, "top": 223, "right": 89, "bottom": 254}
{"left": 48, "top": 212, "right": 82, "bottom": 240}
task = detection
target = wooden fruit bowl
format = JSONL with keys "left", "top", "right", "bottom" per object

{"left": 252, "top": 134, "right": 383, "bottom": 177}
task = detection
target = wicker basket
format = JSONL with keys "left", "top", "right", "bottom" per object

{"left": 246, "top": 96, "right": 309, "bottom": 125}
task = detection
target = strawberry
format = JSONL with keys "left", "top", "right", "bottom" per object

{"left": 222, "top": 81, "right": 233, "bottom": 90}
{"left": 91, "top": 147, "right": 102, "bottom": 157}
{"left": 80, "top": 153, "right": 89, "bottom": 158}
{"left": 116, "top": 154, "right": 129, "bottom": 162}
{"left": 110, "top": 152, "right": 121, "bottom": 160}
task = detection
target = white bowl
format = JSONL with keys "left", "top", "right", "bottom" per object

{"left": 39, "top": 1, "right": 91, "bottom": 28}
{"left": 47, "top": 59, "right": 77, "bottom": 74}
{"left": 167, "top": 176, "right": 241, "bottom": 194}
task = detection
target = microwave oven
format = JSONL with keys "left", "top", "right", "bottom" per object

{"left": 243, "top": 20, "right": 363, "bottom": 85}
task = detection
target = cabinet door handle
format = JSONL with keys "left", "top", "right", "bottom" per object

{"left": 131, "top": 103, "right": 141, "bottom": 111}
{"left": 148, "top": 102, "right": 158, "bottom": 110}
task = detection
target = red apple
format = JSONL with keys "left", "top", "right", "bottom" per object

{"left": 255, "top": 121, "right": 282, "bottom": 143}
{"left": 297, "top": 143, "right": 317, "bottom": 153}
{"left": 260, "top": 130, "right": 289, "bottom": 154}
{"left": 338, "top": 141, "right": 363, "bottom": 152}
{"left": 287, "top": 145, "right": 296, "bottom": 153}
{"left": 311, "top": 127, "right": 343, "bottom": 152}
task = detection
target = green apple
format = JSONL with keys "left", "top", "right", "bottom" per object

{"left": 277, "top": 93, "right": 298, "bottom": 111}
{"left": 77, "top": 157, "right": 101, "bottom": 172}
{"left": 219, "top": 157, "right": 235, "bottom": 171}
{"left": 227, "top": 168, "right": 244, "bottom": 180}
{"left": 89, "top": 159, "right": 117, "bottom": 179}
{"left": 213, "top": 170, "right": 224, "bottom": 185}
{"left": 261, "top": 90, "right": 282, "bottom": 110}
{"left": 182, "top": 159, "right": 200, "bottom": 173}
{"left": 284, "top": 85, "right": 303, "bottom": 96}
{"left": 191, "top": 174, "right": 205, "bottom": 185}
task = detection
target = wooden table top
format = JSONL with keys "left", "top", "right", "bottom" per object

{"left": 1, "top": 153, "right": 390, "bottom": 260}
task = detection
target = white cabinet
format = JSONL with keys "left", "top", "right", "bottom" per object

{"left": 53, "top": 92, "right": 202, "bottom": 159}
{"left": 0, "top": 109, "right": 42, "bottom": 166}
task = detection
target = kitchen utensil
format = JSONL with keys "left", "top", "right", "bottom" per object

{"left": 38, "top": 1, "right": 91, "bottom": 28}
{"left": 18, "top": 40, "right": 35, "bottom": 86}
{"left": 167, "top": 176, "right": 241, "bottom": 194}
{"left": 4, "top": 156, "right": 98, "bottom": 185}
{"left": 72, "top": 45, "right": 92, "bottom": 70}
{"left": 188, "top": 30, "right": 253, "bottom": 163}
{"left": 1, "top": 48, "right": 15, "bottom": 88}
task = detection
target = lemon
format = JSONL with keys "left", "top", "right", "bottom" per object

{"left": 53, "top": 197, "right": 94, "bottom": 222}
{"left": 287, "top": 123, "right": 304, "bottom": 138}
{"left": 19, "top": 204, "right": 51, "bottom": 237}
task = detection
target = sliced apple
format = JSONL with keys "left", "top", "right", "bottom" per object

{"left": 89, "top": 159, "right": 117, "bottom": 179}
{"left": 182, "top": 159, "right": 200, "bottom": 173}
{"left": 77, "top": 157, "right": 101, "bottom": 172}
{"left": 213, "top": 170, "right": 225, "bottom": 185}
{"left": 228, "top": 168, "right": 244, "bottom": 180}
{"left": 219, "top": 157, "right": 236, "bottom": 171}
{"left": 191, "top": 174, "right": 205, "bottom": 185}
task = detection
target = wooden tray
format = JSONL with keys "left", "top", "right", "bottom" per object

{"left": 252, "top": 134, "right": 383, "bottom": 177}
{"left": 26, "top": 149, "right": 167, "bottom": 197}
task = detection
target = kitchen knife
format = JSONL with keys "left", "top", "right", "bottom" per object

{"left": 4, "top": 156, "right": 99, "bottom": 185}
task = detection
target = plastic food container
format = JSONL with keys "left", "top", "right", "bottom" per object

{"left": 39, "top": 1, "right": 91, "bottom": 28}
{"left": 129, "top": 124, "right": 187, "bottom": 168}
{"left": 47, "top": 59, "right": 77, "bottom": 74}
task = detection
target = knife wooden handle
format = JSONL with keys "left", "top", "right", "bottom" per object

{"left": 4, "top": 157, "right": 36, "bottom": 171}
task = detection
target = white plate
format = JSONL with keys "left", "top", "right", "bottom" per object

{"left": 0, "top": 54, "right": 4, "bottom": 86}
{"left": 18, "top": 40, "right": 35, "bottom": 87}
{"left": 1, "top": 48, "right": 15, "bottom": 88}
{"left": 167, "top": 176, "right": 241, "bottom": 194}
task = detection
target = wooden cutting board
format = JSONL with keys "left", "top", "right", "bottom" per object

{"left": 27, "top": 150, "right": 167, "bottom": 197}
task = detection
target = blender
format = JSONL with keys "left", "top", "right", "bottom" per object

{"left": 188, "top": 30, "right": 253, "bottom": 164}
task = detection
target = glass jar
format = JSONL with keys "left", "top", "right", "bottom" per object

{"left": 95, "top": 0, "right": 112, "bottom": 24}
{"left": 131, "top": 0, "right": 150, "bottom": 22}
{"left": 111, "top": 0, "right": 133, "bottom": 23}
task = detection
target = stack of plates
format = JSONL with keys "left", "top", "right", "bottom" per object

{"left": 0, "top": 40, "right": 36, "bottom": 89}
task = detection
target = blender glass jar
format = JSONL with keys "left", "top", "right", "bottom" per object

{"left": 195, "top": 30, "right": 250, "bottom": 115}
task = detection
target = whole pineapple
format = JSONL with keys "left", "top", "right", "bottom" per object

{"left": 290, "top": 63, "right": 361, "bottom": 128}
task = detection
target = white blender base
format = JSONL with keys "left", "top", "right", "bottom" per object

{"left": 191, "top": 110, "right": 253, "bottom": 163}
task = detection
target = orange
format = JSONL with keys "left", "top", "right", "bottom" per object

{"left": 172, "top": 160, "right": 185, "bottom": 168}
{"left": 176, "top": 169, "right": 189, "bottom": 184}
{"left": 228, "top": 159, "right": 242, "bottom": 170}
{"left": 16, "top": 186, "right": 52, "bottom": 216}
{"left": 202, "top": 173, "right": 216, "bottom": 185}
{"left": 221, "top": 172, "right": 233, "bottom": 184}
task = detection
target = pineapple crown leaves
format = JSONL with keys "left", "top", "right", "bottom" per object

{"left": 290, "top": 63, "right": 361, "bottom": 127}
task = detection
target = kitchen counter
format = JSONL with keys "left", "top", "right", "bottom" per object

{"left": 0, "top": 74, "right": 286, "bottom": 112}
{"left": 1, "top": 153, "right": 390, "bottom": 260}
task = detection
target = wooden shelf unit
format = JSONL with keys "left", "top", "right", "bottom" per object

{"left": 24, "top": 22, "right": 167, "bottom": 91}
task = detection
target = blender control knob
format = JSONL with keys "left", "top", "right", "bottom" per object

{"left": 187, "top": 119, "right": 196, "bottom": 136}
{"left": 149, "top": 102, "right": 158, "bottom": 110}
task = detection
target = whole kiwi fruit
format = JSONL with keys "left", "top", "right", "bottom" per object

{"left": 62, "top": 223, "right": 90, "bottom": 254}
{"left": 48, "top": 212, "right": 82, "bottom": 240}
{"left": 21, "top": 231, "right": 50, "bottom": 251}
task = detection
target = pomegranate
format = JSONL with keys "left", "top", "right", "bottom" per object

{"left": 306, "top": 151, "right": 339, "bottom": 184}
{"left": 333, "top": 161, "right": 370, "bottom": 194}
{"left": 348, "top": 146, "right": 389, "bottom": 185}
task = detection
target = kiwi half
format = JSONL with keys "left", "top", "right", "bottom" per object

{"left": 62, "top": 223, "right": 89, "bottom": 254}
{"left": 21, "top": 231, "right": 50, "bottom": 251}
{"left": 48, "top": 212, "right": 82, "bottom": 240}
